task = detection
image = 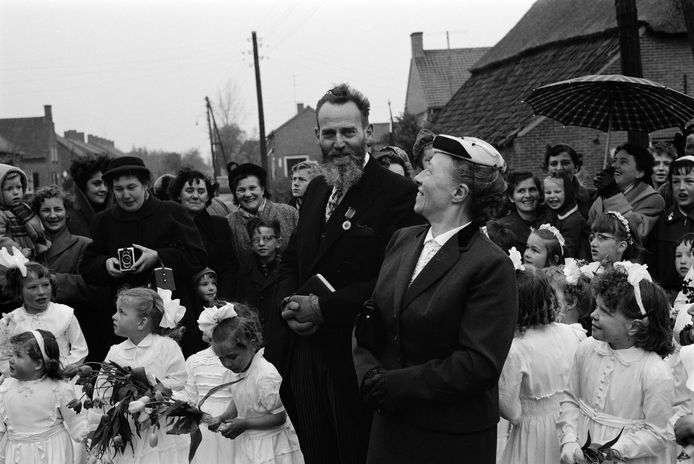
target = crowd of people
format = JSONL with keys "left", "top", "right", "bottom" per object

{"left": 0, "top": 82, "right": 693, "bottom": 464}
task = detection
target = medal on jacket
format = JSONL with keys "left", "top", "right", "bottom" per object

{"left": 343, "top": 207, "right": 355, "bottom": 230}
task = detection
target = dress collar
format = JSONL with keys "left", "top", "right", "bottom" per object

{"left": 593, "top": 339, "right": 645, "bottom": 364}
{"left": 122, "top": 333, "right": 154, "bottom": 350}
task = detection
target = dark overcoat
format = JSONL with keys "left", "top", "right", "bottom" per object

{"left": 352, "top": 223, "right": 518, "bottom": 463}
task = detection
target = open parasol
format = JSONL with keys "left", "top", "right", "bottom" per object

{"left": 524, "top": 74, "right": 694, "bottom": 165}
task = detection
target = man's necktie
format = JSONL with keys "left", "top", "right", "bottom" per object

{"left": 325, "top": 187, "right": 342, "bottom": 222}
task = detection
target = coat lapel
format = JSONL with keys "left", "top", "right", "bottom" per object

{"left": 392, "top": 227, "right": 427, "bottom": 316}
{"left": 402, "top": 224, "right": 478, "bottom": 308}
{"left": 310, "top": 158, "right": 381, "bottom": 273}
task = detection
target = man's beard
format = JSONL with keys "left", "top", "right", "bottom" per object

{"left": 321, "top": 154, "right": 365, "bottom": 191}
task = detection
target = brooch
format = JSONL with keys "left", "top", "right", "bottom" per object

{"left": 342, "top": 207, "right": 356, "bottom": 230}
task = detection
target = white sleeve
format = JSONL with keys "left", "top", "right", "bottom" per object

{"left": 498, "top": 341, "right": 523, "bottom": 425}
{"left": 65, "top": 315, "right": 88, "bottom": 365}
{"left": 59, "top": 382, "right": 89, "bottom": 442}
{"left": 159, "top": 340, "right": 187, "bottom": 391}
{"left": 558, "top": 345, "right": 582, "bottom": 446}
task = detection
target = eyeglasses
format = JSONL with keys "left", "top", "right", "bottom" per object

{"left": 251, "top": 235, "right": 276, "bottom": 244}
{"left": 589, "top": 233, "right": 616, "bottom": 242}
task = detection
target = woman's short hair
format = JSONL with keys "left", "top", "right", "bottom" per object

{"left": 615, "top": 143, "right": 655, "bottom": 186}
{"left": 31, "top": 184, "right": 74, "bottom": 213}
{"left": 68, "top": 155, "right": 110, "bottom": 192}
{"left": 168, "top": 166, "right": 214, "bottom": 207}
{"left": 541, "top": 144, "right": 583, "bottom": 172}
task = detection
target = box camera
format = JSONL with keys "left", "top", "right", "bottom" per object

{"left": 117, "top": 247, "right": 136, "bottom": 272}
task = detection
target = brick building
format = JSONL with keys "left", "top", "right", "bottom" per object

{"left": 0, "top": 105, "right": 60, "bottom": 191}
{"left": 434, "top": 0, "right": 694, "bottom": 182}
{"left": 267, "top": 104, "right": 322, "bottom": 180}
{"left": 405, "top": 32, "right": 490, "bottom": 124}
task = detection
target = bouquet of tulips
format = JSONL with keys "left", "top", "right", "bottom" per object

{"left": 68, "top": 361, "right": 231, "bottom": 463}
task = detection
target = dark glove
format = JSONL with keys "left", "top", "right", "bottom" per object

{"left": 593, "top": 167, "right": 619, "bottom": 199}
{"left": 361, "top": 367, "right": 387, "bottom": 409}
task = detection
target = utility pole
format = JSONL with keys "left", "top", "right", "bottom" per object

{"left": 252, "top": 31, "right": 268, "bottom": 172}
{"left": 682, "top": 0, "right": 694, "bottom": 63}
{"left": 205, "top": 97, "right": 218, "bottom": 182}
{"left": 615, "top": 0, "right": 648, "bottom": 147}
{"left": 205, "top": 96, "right": 229, "bottom": 176}
{"left": 387, "top": 100, "right": 395, "bottom": 145}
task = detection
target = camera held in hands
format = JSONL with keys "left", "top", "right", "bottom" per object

{"left": 117, "top": 247, "right": 136, "bottom": 272}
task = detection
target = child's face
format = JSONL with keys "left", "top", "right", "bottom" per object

{"left": 675, "top": 241, "right": 693, "bottom": 278}
{"left": 524, "top": 233, "right": 551, "bottom": 269}
{"left": 543, "top": 177, "right": 565, "bottom": 211}
{"left": 112, "top": 298, "right": 146, "bottom": 340}
{"left": 9, "top": 343, "right": 42, "bottom": 381}
{"left": 1, "top": 175, "right": 23, "bottom": 207}
{"left": 197, "top": 274, "right": 217, "bottom": 304}
{"left": 652, "top": 154, "right": 673, "bottom": 186}
{"left": 212, "top": 339, "right": 254, "bottom": 374}
{"left": 251, "top": 226, "right": 280, "bottom": 261}
{"left": 590, "top": 295, "right": 635, "bottom": 349}
{"left": 589, "top": 230, "right": 625, "bottom": 263}
{"left": 672, "top": 170, "right": 694, "bottom": 210}
{"left": 22, "top": 272, "right": 51, "bottom": 314}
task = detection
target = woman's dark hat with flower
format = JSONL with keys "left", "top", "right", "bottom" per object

{"left": 102, "top": 156, "right": 150, "bottom": 183}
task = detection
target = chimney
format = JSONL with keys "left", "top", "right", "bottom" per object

{"left": 64, "top": 130, "right": 85, "bottom": 142}
{"left": 297, "top": 103, "right": 305, "bottom": 113}
{"left": 411, "top": 32, "right": 424, "bottom": 58}
{"left": 44, "top": 105, "right": 53, "bottom": 122}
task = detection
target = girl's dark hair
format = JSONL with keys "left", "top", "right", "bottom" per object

{"left": 69, "top": 155, "right": 110, "bottom": 192}
{"left": 516, "top": 267, "right": 556, "bottom": 333}
{"left": 615, "top": 143, "right": 655, "bottom": 187}
{"left": 31, "top": 184, "right": 74, "bottom": 213}
{"left": 486, "top": 221, "right": 518, "bottom": 252}
{"left": 530, "top": 228, "right": 565, "bottom": 266}
{"left": 678, "top": 232, "right": 694, "bottom": 250}
{"left": 5, "top": 262, "right": 55, "bottom": 302}
{"left": 211, "top": 303, "right": 262, "bottom": 351}
{"left": 116, "top": 287, "right": 184, "bottom": 342}
{"left": 168, "top": 166, "right": 214, "bottom": 207}
{"left": 669, "top": 157, "right": 694, "bottom": 189}
{"left": 10, "top": 329, "right": 62, "bottom": 380}
{"left": 542, "top": 144, "right": 583, "bottom": 172}
{"left": 591, "top": 212, "right": 644, "bottom": 262}
{"left": 592, "top": 267, "right": 673, "bottom": 357}
{"left": 544, "top": 265, "right": 594, "bottom": 334}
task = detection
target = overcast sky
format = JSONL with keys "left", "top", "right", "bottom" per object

{"left": 0, "top": 0, "right": 535, "bottom": 159}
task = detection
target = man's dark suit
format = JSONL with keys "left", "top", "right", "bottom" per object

{"left": 267, "top": 157, "right": 419, "bottom": 464}
{"left": 353, "top": 223, "right": 518, "bottom": 463}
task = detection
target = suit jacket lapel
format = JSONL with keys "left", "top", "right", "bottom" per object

{"left": 310, "top": 158, "right": 381, "bottom": 272}
{"left": 392, "top": 227, "right": 427, "bottom": 315}
{"left": 402, "top": 224, "right": 478, "bottom": 308}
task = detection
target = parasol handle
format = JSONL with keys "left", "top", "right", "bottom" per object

{"left": 603, "top": 109, "right": 613, "bottom": 169}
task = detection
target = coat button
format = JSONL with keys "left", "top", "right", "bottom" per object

{"left": 394, "top": 335, "right": 399, "bottom": 342}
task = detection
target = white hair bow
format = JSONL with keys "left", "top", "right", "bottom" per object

{"left": 563, "top": 258, "right": 583, "bottom": 285}
{"left": 197, "top": 302, "right": 237, "bottom": 339}
{"left": 614, "top": 261, "right": 652, "bottom": 316}
{"left": 0, "top": 246, "right": 29, "bottom": 277}
{"left": 156, "top": 288, "right": 186, "bottom": 328}
{"left": 508, "top": 247, "right": 525, "bottom": 271}
{"left": 538, "top": 224, "right": 566, "bottom": 251}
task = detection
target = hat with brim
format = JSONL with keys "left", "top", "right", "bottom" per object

{"left": 433, "top": 134, "right": 506, "bottom": 169}
{"left": 226, "top": 162, "right": 267, "bottom": 190}
{"left": 102, "top": 156, "right": 150, "bottom": 183}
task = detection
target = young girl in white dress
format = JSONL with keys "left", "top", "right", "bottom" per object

{"left": 545, "top": 259, "right": 594, "bottom": 339}
{"left": 179, "top": 301, "right": 240, "bottom": 463}
{"left": 0, "top": 261, "right": 88, "bottom": 374}
{"left": 209, "top": 305, "right": 304, "bottom": 464}
{"left": 101, "top": 287, "right": 189, "bottom": 464}
{"left": 498, "top": 266, "right": 584, "bottom": 464}
{"left": 0, "top": 329, "right": 87, "bottom": 463}
{"left": 559, "top": 262, "right": 675, "bottom": 464}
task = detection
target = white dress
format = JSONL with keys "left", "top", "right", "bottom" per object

{"left": 0, "top": 377, "right": 87, "bottom": 463}
{"left": 498, "top": 323, "right": 583, "bottom": 464}
{"left": 0, "top": 303, "right": 88, "bottom": 373}
{"left": 558, "top": 337, "right": 674, "bottom": 463}
{"left": 231, "top": 349, "right": 303, "bottom": 464}
{"left": 181, "top": 347, "right": 237, "bottom": 464}
{"left": 102, "top": 334, "right": 189, "bottom": 464}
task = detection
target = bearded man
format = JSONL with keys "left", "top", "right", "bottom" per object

{"left": 265, "top": 84, "right": 419, "bottom": 464}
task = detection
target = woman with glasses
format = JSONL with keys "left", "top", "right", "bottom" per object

{"left": 588, "top": 211, "right": 643, "bottom": 271}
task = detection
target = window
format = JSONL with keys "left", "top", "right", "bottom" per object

{"left": 32, "top": 172, "right": 39, "bottom": 191}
